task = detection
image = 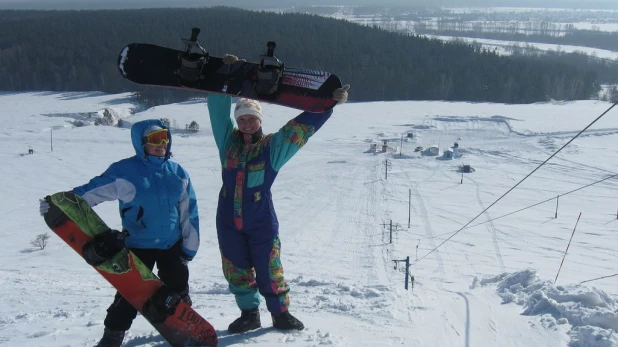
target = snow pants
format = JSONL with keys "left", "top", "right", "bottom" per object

{"left": 217, "top": 222, "right": 290, "bottom": 313}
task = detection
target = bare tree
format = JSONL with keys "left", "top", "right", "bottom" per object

{"left": 31, "top": 233, "right": 50, "bottom": 250}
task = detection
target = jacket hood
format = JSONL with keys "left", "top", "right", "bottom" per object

{"left": 130, "top": 119, "right": 172, "bottom": 161}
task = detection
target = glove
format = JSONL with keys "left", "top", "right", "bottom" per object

{"left": 39, "top": 198, "right": 50, "bottom": 216}
{"left": 222, "top": 54, "right": 245, "bottom": 65}
{"left": 333, "top": 84, "right": 350, "bottom": 104}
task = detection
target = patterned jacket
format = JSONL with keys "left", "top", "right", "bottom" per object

{"left": 207, "top": 94, "right": 332, "bottom": 231}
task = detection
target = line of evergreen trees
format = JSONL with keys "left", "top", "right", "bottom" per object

{"left": 0, "top": 7, "right": 610, "bottom": 104}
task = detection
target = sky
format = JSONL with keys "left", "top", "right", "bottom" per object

{"left": 1, "top": 0, "right": 618, "bottom": 10}
{"left": 1, "top": 91, "right": 618, "bottom": 346}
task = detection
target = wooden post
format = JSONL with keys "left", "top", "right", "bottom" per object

{"left": 50, "top": 129, "right": 53, "bottom": 152}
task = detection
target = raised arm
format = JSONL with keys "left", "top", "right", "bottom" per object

{"left": 207, "top": 93, "right": 235, "bottom": 162}
{"left": 269, "top": 109, "right": 333, "bottom": 172}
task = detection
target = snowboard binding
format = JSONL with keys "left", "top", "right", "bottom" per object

{"left": 255, "top": 41, "right": 284, "bottom": 97}
{"left": 82, "top": 229, "right": 127, "bottom": 266}
{"left": 178, "top": 27, "right": 209, "bottom": 86}
{"left": 142, "top": 285, "right": 182, "bottom": 323}
{"left": 42, "top": 195, "right": 69, "bottom": 228}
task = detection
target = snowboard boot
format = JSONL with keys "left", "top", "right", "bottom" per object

{"left": 94, "top": 328, "right": 125, "bottom": 347}
{"left": 271, "top": 311, "right": 305, "bottom": 331}
{"left": 228, "top": 308, "right": 261, "bottom": 334}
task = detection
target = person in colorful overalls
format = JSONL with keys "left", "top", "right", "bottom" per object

{"left": 207, "top": 54, "right": 349, "bottom": 334}
{"left": 39, "top": 119, "right": 200, "bottom": 347}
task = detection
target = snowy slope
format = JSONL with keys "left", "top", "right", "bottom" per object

{"left": 0, "top": 92, "right": 617, "bottom": 346}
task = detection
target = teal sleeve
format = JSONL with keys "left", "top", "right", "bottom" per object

{"left": 270, "top": 110, "right": 333, "bottom": 172}
{"left": 207, "top": 94, "right": 235, "bottom": 163}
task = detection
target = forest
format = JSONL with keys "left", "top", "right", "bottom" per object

{"left": 0, "top": 7, "right": 612, "bottom": 105}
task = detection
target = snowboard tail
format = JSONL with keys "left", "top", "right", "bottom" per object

{"left": 42, "top": 191, "right": 217, "bottom": 347}
{"left": 118, "top": 28, "right": 342, "bottom": 112}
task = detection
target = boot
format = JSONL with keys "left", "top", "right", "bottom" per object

{"left": 271, "top": 311, "right": 304, "bottom": 331}
{"left": 94, "top": 328, "right": 125, "bottom": 347}
{"left": 228, "top": 308, "right": 261, "bottom": 334}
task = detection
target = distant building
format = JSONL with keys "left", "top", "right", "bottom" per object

{"left": 423, "top": 145, "right": 440, "bottom": 156}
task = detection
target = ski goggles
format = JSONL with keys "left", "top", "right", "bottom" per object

{"left": 143, "top": 129, "right": 169, "bottom": 146}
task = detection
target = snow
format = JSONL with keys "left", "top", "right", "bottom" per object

{"left": 1, "top": 91, "right": 618, "bottom": 346}
{"left": 425, "top": 35, "right": 618, "bottom": 61}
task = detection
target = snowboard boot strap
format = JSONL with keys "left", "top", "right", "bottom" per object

{"left": 82, "top": 229, "right": 126, "bottom": 266}
{"left": 179, "top": 53, "right": 206, "bottom": 84}
{"left": 142, "top": 285, "right": 182, "bottom": 323}
{"left": 42, "top": 195, "right": 68, "bottom": 228}
{"left": 255, "top": 66, "right": 282, "bottom": 96}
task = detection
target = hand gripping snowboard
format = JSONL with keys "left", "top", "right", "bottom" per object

{"left": 42, "top": 191, "right": 217, "bottom": 347}
{"left": 118, "top": 27, "right": 342, "bottom": 112}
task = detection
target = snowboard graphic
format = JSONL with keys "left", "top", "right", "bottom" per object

{"left": 118, "top": 28, "right": 342, "bottom": 112}
{"left": 42, "top": 191, "right": 217, "bottom": 347}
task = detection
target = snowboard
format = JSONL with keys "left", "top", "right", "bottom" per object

{"left": 42, "top": 191, "right": 218, "bottom": 347}
{"left": 118, "top": 28, "right": 342, "bottom": 112}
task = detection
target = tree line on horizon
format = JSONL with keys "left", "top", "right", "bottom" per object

{"left": 0, "top": 7, "right": 610, "bottom": 105}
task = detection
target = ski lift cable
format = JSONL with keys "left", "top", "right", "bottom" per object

{"left": 463, "top": 172, "right": 618, "bottom": 230}
{"left": 402, "top": 170, "right": 617, "bottom": 243}
{"left": 413, "top": 100, "right": 618, "bottom": 266}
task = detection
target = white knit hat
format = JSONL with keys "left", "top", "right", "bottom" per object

{"left": 234, "top": 98, "right": 263, "bottom": 122}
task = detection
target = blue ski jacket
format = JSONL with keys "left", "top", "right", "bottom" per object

{"left": 207, "top": 94, "right": 332, "bottom": 232}
{"left": 72, "top": 119, "right": 200, "bottom": 259}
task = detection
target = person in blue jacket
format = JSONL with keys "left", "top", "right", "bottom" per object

{"left": 39, "top": 119, "right": 200, "bottom": 347}
{"left": 208, "top": 54, "right": 349, "bottom": 334}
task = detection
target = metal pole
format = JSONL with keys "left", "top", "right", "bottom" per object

{"left": 555, "top": 195, "right": 559, "bottom": 218}
{"left": 389, "top": 220, "right": 393, "bottom": 244}
{"left": 400, "top": 134, "right": 404, "bottom": 157}
{"left": 408, "top": 189, "right": 411, "bottom": 228}
{"left": 385, "top": 160, "right": 388, "bottom": 180}
{"left": 50, "top": 129, "right": 53, "bottom": 152}
{"left": 404, "top": 256, "right": 410, "bottom": 290}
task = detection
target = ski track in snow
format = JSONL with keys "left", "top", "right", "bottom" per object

{"left": 2, "top": 93, "right": 618, "bottom": 346}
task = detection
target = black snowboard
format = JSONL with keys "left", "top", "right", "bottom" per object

{"left": 118, "top": 28, "right": 342, "bottom": 112}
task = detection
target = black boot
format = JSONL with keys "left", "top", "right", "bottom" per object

{"left": 228, "top": 308, "right": 261, "bottom": 334}
{"left": 271, "top": 311, "right": 304, "bottom": 331}
{"left": 94, "top": 328, "right": 125, "bottom": 347}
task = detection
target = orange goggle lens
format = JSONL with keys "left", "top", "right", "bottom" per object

{"left": 143, "top": 129, "right": 169, "bottom": 146}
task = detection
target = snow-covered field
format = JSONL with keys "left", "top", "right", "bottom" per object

{"left": 324, "top": 7, "right": 618, "bottom": 61}
{"left": 1, "top": 92, "right": 618, "bottom": 346}
{"left": 425, "top": 34, "right": 618, "bottom": 60}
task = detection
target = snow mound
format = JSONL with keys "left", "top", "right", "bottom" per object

{"left": 475, "top": 270, "right": 618, "bottom": 347}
